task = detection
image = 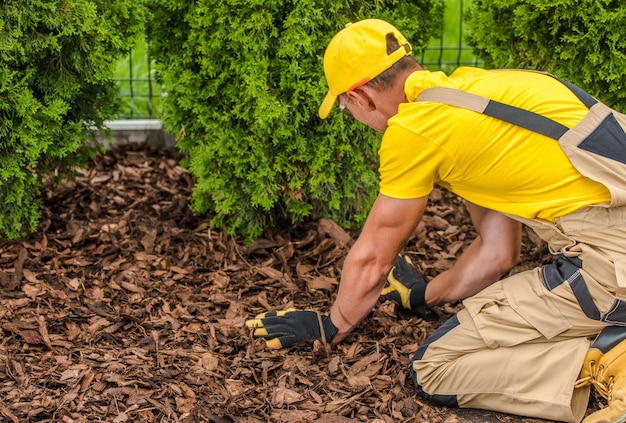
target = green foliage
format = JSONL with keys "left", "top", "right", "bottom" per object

{"left": 465, "top": 0, "right": 626, "bottom": 111}
{"left": 0, "top": 1, "right": 145, "bottom": 240}
{"left": 146, "top": 0, "right": 442, "bottom": 242}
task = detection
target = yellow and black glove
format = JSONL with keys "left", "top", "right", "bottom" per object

{"left": 245, "top": 308, "right": 338, "bottom": 350}
{"left": 381, "top": 255, "right": 438, "bottom": 321}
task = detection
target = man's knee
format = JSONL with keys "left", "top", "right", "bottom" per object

{"left": 411, "top": 315, "right": 461, "bottom": 407}
{"left": 411, "top": 364, "right": 459, "bottom": 407}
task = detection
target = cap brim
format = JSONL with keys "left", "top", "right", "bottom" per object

{"left": 318, "top": 90, "right": 337, "bottom": 119}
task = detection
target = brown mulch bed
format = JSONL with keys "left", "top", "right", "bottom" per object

{"left": 0, "top": 145, "right": 604, "bottom": 423}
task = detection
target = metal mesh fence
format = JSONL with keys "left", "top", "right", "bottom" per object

{"left": 114, "top": 40, "right": 164, "bottom": 119}
{"left": 114, "top": 0, "right": 482, "bottom": 119}
{"left": 420, "top": 0, "right": 483, "bottom": 73}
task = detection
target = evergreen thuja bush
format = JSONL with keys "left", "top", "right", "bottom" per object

{"left": 465, "top": 0, "right": 626, "bottom": 112}
{"left": 146, "top": 0, "right": 442, "bottom": 242}
{"left": 0, "top": 1, "right": 144, "bottom": 240}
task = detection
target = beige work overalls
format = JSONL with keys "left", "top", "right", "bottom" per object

{"left": 411, "top": 75, "right": 626, "bottom": 423}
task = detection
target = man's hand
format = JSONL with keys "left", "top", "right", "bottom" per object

{"left": 245, "top": 308, "right": 339, "bottom": 349}
{"left": 381, "top": 255, "right": 438, "bottom": 321}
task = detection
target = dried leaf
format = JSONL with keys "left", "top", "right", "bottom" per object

{"left": 306, "top": 275, "right": 336, "bottom": 291}
{"left": 60, "top": 369, "right": 80, "bottom": 381}
{"left": 113, "top": 413, "right": 129, "bottom": 423}
{"left": 255, "top": 266, "right": 284, "bottom": 280}
{"left": 318, "top": 219, "right": 352, "bottom": 246}
{"left": 135, "top": 252, "right": 158, "bottom": 262}
{"left": 22, "top": 269, "right": 39, "bottom": 283}
{"left": 119, "top": 281, "right": 145, "bottom": 294}
{"left": 347, "top": 375, "right": 370, "bottom": 388}
{"left": 200, "top": 353, "right": 219, "bottom": 371}
{"left": 22, "top": 283, "right": 42, "bottom": 298}
{"left": 170, "top": 266, "right": 189, "bottom": 275}
{"left": 272, "top": 387, "right": 303, "bottom": 407}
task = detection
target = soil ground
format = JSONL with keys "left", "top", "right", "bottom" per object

{"left": 0, "top": 146, "right": 606, "bottom": 422}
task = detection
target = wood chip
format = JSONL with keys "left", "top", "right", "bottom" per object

{"left": 0, "top": 145, "right": 573, "bottom": 423}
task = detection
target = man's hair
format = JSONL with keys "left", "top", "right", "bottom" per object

{"left": 366, "top": 33, "right": 418, "bottom": 92}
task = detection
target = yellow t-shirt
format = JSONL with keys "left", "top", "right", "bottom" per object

{"left": 378, "top": 68, "right": 611, "bottom": 221}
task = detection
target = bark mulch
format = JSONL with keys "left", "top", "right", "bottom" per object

{"left": 0, "top": 145, "right": 605, "bottom": 422}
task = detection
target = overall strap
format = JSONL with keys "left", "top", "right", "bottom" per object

{"left": 547, "top": 74, "right": 598, "bottom": 109}
{"left": 416, "top": 74, "right": 598, "bottom": 140}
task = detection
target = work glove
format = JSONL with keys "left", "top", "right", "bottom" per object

{"left": 381, "top": 255, "right": 438, "bottom": 321}
{"left": 245, "top": 308, "right": 338, "bottom": 350}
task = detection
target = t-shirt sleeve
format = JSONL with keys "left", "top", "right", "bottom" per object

{"left": 378, "top": 126, "right": 448, "bottom": 199}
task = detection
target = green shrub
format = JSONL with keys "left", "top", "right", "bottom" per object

{"left": 0, "top": 1, "right": 144, "bottom": 240}
{"left": 465, "top": 0, "right": 626, "bottom": 112}
{"left": 146, "top": 0, "right": 442, "bottom": 242}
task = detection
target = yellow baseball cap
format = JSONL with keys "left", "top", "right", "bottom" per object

{"left": 318, "top": 19, "right": 412, "bottom": 119}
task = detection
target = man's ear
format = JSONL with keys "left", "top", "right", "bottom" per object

{"left": 348, "top": 87, "right": 377, "bottom": 112}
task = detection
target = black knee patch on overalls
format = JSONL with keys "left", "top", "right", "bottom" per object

{"left": 411, "top": 315, "right": 460, "bottom": 408}
{"left": 541, "top": 254, "right": 600, "bottom": 321}
{"left": 542, "top": 254, "right": 626, "bottom": 326}
{"left": 592, "top": 326, "right": 626, "bottom": 353}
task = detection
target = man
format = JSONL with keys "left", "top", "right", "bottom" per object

{"left": 245, "top": 19, "right": 626, "bottom": 423}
